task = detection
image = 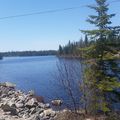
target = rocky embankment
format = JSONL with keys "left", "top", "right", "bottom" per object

{"left": 0, "top": 82, "right": 58, "bottom": 120}
{"left": 1, "top": 82, "right": 113, "bottom": 120}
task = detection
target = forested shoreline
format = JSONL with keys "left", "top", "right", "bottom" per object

{"left": 58, "top": 34, "right": 120, "bottom": 59}
{"left": 0, "top": 50, "right": 57, "bottom": 57}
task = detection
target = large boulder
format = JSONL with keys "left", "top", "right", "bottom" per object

{"left": 18, "top": 95, "right": 26, "bottom": 102}
{"left": 43, "top": 109, "right": 56, "bottom": 117}
{"left": 25, "top": 98, "right": 38, "bottom": 108}
{"left": 6, "top": 82, "right": 16, "bottom": 88}
{"left": 1, "top": 104, "right": 17, "bottom": 115}
{"left": 8, "top": 100, "right": 16, "bottom": 108}
{"left": 38, "top": 103, "right": 50, "bottom": 109}
{"left": 3, "top": 82, "right": 16, "bottom": 88}
{"left": 15, "top": 102, "right": 24, "bottom": 108}
{"left": 28, "top": 90, "right": 35, "bottom": 96}
{"left": 51, "top": 100, "right": 63, "bottom": 106}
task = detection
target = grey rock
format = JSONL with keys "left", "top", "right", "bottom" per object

{"left": 30, "top": 115, "right": 41, "bottom": 120}
{"left": 8, "top": 90, "right": 15, "bottom": 95}
{"left": 39, "top": 112, "right": 45, "bottom": 118}
{"left": 15, "top": 102, "right": 24, "bottom": 108}
{"left": 44, "top": 103, "right": 50, "bottom": 109}
{"left": 44, "top": 109, "right": 56, "bottom": 117}
{"left": 8, "top": 101, "right": 16, "bottom": 107}
{"left": 4, "top": 82, "right": 16, "bottom": 88}
{"left": 0, "top": 83, "right": 58, "bottom": 120}
{"left": 23, "top": 113, "right": 30, "bottom": 119}
{"left": 18, "top": 95, "right": 26, "bottom": 102}
{"left": 28, "top": 90, "right": 35, "bottom": 96}
{"left": 42, "top": 115, "right": 50, "bottom": 120}
{"left": 30, "top": 107, "right": 36, "bottom": 114}
{"left": 36, "top": 107, "right": 44, "bottom": 114}
{"left": 25, "top": 98, "right": 38, "bottom": 108}
{"left": 38, "top": 103, "right": 49, "bottom": 109}
{"left": 33, "top": 116, "right": 40, "bottom": 120}
{"left": 51, "top": 99, "right": 63, "bottom": 106}
{"left": 1, "top": 104, "right": 17, "bottom": 115}
{"left": 1, "top": 94, "right": 7, "bottom": 98}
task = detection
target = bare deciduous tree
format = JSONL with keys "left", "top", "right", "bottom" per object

{"left": 56, "top": 58, "right": 82, "bottom": 112}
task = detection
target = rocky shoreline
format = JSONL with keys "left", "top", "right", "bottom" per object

{"left": 0, "top": 82, "right": 59, "bottom": 120}
{"left": 1, "top": 82, "right": 118, "bottom": 120}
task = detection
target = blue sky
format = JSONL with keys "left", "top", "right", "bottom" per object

{"left": 0, "top": 0, "right": 119, "bottom": 52}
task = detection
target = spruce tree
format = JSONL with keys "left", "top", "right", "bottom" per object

{"left": 81, "top": 0, "right": 120, "bottom": 114}
{"left": 58, "top": 45, "right": 63, "bottom": 55}
{"left": 82, "top": 0, "right": 115, "bottom": 38}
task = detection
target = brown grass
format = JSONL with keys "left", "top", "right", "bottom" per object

{"left": 55, "top": 111, "right": 85, "bottom": 120}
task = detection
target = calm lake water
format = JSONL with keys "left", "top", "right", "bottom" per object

{"left": 0, "top": 56, "right": 81, "bottom": 107}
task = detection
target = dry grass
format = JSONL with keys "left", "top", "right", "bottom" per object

{"left": 54, "top": 111, "right": 113, "bottom": 120}
{"left": 55, "top": 111, "right": 85, "bottom": 120}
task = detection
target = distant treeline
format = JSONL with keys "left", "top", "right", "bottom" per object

{"left": 58, "top": 35, "right": 91, "bottom": 56}
{"left": 58, "top": 34, "right": 120, "bottom": 57}
{"left": 0, "top": 50, "right": 57, "bottom": 57}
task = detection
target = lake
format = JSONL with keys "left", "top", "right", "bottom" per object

{"left": 0, "top": 56, "right": 82, "bottom": 108}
